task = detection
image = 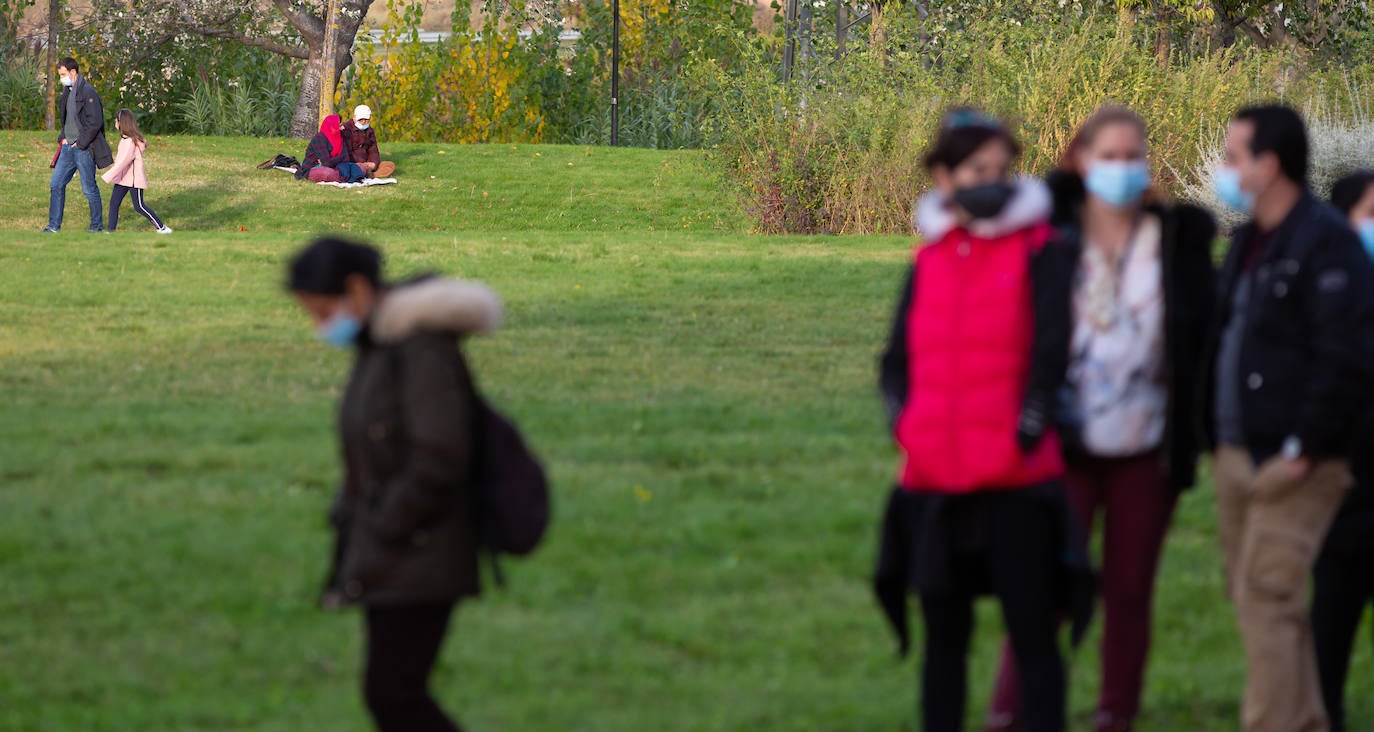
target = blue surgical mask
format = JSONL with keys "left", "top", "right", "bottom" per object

{"left": 1084, "top": 160, "right": 1152, "bottom": 208}
{"left": 356, "top": 123, "right": 370, "bottom": 131}
{"left": 60, "top": 76, "right": 74, "bottom": 87}
{"left": 1214, "top": 166, "right": 1255, "bottom": 214}
{"left": 1357, "top": 219, "right": 1374, "bottom": 259}
{"left": 317, "top": 309, "right": 362, "bottom": 349}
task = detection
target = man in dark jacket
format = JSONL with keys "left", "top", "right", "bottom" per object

{"left": 44, "top": 57, "right": 113, "bottom": 234}
{"left": 1202, "top": 104, "right": 1374, "bottom": 732}
{"left": 342, "top": 104, "right": 396, "bottom": 178}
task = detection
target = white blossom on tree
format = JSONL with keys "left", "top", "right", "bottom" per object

{"left": 84, "top": 0, "right": 378, "bottom": 136}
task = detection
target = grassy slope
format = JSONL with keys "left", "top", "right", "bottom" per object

{"left": 0, "top": 130, "right": 1370, "bottom": 731}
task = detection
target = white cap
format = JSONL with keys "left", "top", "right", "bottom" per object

{"left": 353, "top": 104, "right": 372, "bottom": 121}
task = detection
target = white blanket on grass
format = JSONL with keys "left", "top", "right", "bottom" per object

{"left": 272, "top": 166, "right": 398, "bottom": 188}
{"left": 317, "top": 177, "right": 398, "bottom": 188}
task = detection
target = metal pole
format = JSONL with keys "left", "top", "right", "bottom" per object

{"left": 782, "top": 0, "right": 798, "bottom": 82}
{"left": 835, "top": 0, "right": 847, "bottom": 59}
{"left": 45, "top": 0, "right": 60, "bottom": 131}
{"left": 319, "top": 0, "right": 339, "bottom": 124}
{"left": 610, "top": 0, "right": 620, "bottom": 146}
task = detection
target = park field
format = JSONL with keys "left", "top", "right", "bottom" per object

{"left": 0, "top": 130, "right": 1369, "bottom": 731}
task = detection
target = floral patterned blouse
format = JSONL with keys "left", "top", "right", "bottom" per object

{"left": 1068, "top": 213, "right": 1168, "bottom": 457}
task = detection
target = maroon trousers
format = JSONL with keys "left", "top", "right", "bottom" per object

{"left": 987, "top": 453, "right": 1178, "bottom": 731}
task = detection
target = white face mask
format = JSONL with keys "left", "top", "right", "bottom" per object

{"left": 356, "top": 122, "right": 370, "bottom": 131}
{"left": 60, "top": 76, "right": 74, "bottom": 87}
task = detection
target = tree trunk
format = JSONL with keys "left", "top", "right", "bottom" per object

{"left": 290, "top": 42, "right": 357, "bottom": 137}
{"left": 292, "top": 55, "right": 326, "bottom": 138}
{"left": 1150, "top": 0, "right": 1170, "bottom": 65}
{"left": 870, "top": 3, "right": 888, "bottom": 64}
{"left": 273, "top": 0, "right": 371, "bottom": 137}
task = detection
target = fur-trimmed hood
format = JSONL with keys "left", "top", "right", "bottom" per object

{"left": 912, "top": 176, "right": 1052, "bottom": 241}
{"left": 371, "top": 277, "right": 503, "bottom": 344}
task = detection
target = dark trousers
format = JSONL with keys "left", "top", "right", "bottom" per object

{"left": 1312, "top": 549, "right": 1374, "bottom": 732}
{"left": 108, "top": 184, "right": 165, "bottom": 232}
{"left": 990, "top": 453, "right": 1176, "bottom": 730}
{"left": 918, "top": 500, "right": 1066, "bottom": 732}
{"left": 363, "top": 603, "right": 462, "bottom": 732}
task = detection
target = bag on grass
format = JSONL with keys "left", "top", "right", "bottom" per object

{"left": 257, "top": 154, "right": 300, "bottom": 170}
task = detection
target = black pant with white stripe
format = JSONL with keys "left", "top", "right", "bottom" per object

{"left": 108, "top": 184, "right": 165, "bottom": 232}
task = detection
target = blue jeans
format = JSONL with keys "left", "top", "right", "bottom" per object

{"left": 49, "top": 144, "right": 103, "bottom": 231}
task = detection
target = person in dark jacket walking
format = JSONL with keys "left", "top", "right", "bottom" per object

{"left": 1201, "top": 105, "right": 1374, "bottom": 732}
{"left": 44, "top": 57, "right": 113, "bottom": 233}
{"left": 1309, "top": 169, "right": 1374, "bottom": 732}
{"left": 288, "top": 237, "right": 503, "bottom": 732}
{"left": 985, "top": 106, "right": 1216, "bottom": 732}
{"left": 873, "top": 109, "right": 1086, "bottom": 732}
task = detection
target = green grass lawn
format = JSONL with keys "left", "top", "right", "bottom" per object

{"left": 1, "top": 130, "right": 1370, "bottom": 731}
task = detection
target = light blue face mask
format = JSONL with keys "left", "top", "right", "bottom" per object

{"left": 1084, "top": 160, "right": 1152, "bottom": 208}
{"left": 60, "top": 76, "right": 74, "bottom": 87}
{"left": 1214, "top": 166, "right": 1255, "bottom": 214}
{"left": 317, "top": 309, "right": 362, "bottom": 349}
{"left": 356, "top": 123, "right": 370, "bottom": 131}
{"left": 1357, "top": 219, "right": 1374, "bottom": 259}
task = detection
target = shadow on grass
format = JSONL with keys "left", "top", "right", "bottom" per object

{"left": 156, "top": 180, "right": 258, "bottom": 233}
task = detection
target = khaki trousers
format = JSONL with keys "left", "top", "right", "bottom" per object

{"left": 1212, "top": 446, "right": 1352, "bottom": 732}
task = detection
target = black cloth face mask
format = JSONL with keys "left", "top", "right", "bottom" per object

{"left": 951, "top": 182, "right": 1016, "bottom": 220}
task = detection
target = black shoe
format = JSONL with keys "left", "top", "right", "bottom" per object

{"left": 41, "top": 226, "right": 58, "bottom": 233}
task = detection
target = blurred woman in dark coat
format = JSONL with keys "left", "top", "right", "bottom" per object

{"left": 288, "top": 237, "right": 502, "bottom": 732}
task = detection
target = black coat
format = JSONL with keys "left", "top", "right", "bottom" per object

{"left": 57, "top": 77, "right": 113, "bottom": 169}
{"left": 1047, "top": 173, "right": 1217, "bottom": 490}
{"left": 1199, "top": 193, "right": 1374, "bottom": 460}
{"left": 323, "top": 277, "right": 504, "bottom": 607}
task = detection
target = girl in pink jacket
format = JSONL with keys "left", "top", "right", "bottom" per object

{"left": 101, "top": 109, "right": 170, "bottom": 234}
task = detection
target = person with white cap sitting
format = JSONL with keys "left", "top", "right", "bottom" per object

{"left": 342, "top": 105, "right": 395, "bottom": 179}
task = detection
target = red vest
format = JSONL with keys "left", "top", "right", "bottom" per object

{"left": 895, "top": 223, "right": 1065, "bottom": 493}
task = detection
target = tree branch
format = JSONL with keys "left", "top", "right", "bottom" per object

{"left": 189, "top": 25, "right": 310, "bottom": 59}
{"left": 1232, "top": 18, "right": 1271, "bottom": 47}
{"left": 272, "top": 0, "right": 324, "bottom": 45}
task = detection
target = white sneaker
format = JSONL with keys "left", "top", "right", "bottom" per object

{"left": 156, "top": 226, "right": 173, "bottom": 234}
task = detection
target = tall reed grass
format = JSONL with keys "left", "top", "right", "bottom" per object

{"left": 698, "top": 20, "right": 1369, "bottom": 234}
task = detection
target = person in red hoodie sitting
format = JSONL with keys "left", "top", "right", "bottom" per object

{"left": 874, "top": 109, "right": 1089, "bottom": 732}
{"left": 297, "top": 114, "right": 361, "bottom": 183}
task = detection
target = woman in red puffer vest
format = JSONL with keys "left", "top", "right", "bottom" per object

{"left": 873, "top": 109, "right": 1088, "bottom": 732}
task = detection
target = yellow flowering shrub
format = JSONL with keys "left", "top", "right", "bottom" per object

{"left": 343, "top": 0, "right": 544, "bottom": 143}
